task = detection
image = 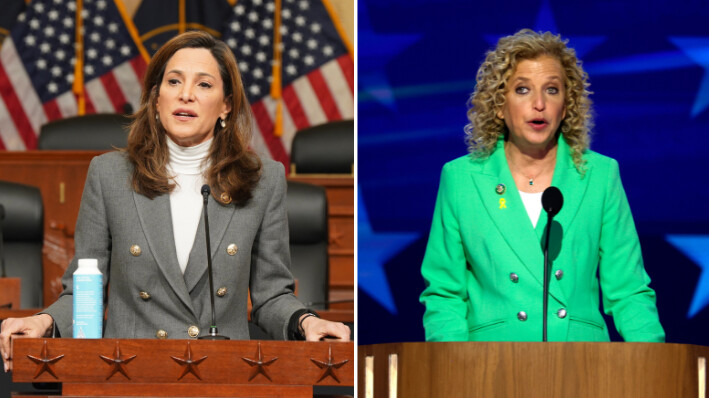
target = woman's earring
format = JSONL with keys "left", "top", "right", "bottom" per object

{"left": 220, "top": 118, "right": 226, "bottom": 128}
{"left": 155, "top": 114, "right": 159, "bottom": 121}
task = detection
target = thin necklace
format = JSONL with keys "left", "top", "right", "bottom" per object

{"left": 523, "top": 170, "right": 544, "bottom": 186}
{"left": 506, "top": 152, "right": 555, "bottom": 187}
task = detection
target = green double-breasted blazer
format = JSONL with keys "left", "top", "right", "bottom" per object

{"left": 419, "top": 136, "right": 664, "bottom": 342}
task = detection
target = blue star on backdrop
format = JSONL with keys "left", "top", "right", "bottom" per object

{"left": 358, "top": 192, "right": 419, "bottom": 314}
{"left": 666, "top": 235, "right": 709, "bottom": 318}
{"left": 484, "top": 0, "right": 605, "bottom": 58}
{"left": 669, "top": 38, "right": 709, "bottom": 117}
{"left": 358, "top": 0, "right": 421, "bottom": 108}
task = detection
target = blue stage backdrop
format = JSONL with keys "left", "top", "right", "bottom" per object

{"left": 358, "top": 0, "right": 709, "bottom": 345}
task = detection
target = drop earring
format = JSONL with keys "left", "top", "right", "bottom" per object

{"left": 220, "top": 118, "right": 226, "bottom": 128}
{"left": 155, "top": 114, "right": 159, "bottom": 121}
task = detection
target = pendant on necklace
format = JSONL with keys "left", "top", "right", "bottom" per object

{"left": 529, "top": 179, "right": 534, "bottom": 186}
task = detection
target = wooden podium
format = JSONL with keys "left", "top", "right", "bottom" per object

{"left": 359, "top": 342, "right": 709, "bottom": 398}
{"left": 11, "top": 338, "right": 353, "bottom": 397}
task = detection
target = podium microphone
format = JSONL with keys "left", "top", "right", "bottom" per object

{"left": 198, "top": 185, "right": 229, "bottom": 340}
{"left": 541, "top": 186, "right": 563, "bottom": 342}
{"left": 0, "top": 204, "right": 6, "bottom": 278}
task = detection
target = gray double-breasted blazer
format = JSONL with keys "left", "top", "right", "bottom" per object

{"left": 44, "top": 151, "right": 304, "bottom": 340}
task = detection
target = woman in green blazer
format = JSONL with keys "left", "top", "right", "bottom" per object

{"left": 419, "top": 30, "right": 664, "bottom": 343}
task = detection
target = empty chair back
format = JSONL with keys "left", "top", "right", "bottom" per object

{"left": 286, "top": 181, "right": 329, "bottom": 309}
{"left": 0, "top": 181, "right": 43, "bottom": 308}
{"left": 290, "top": 120, "right": 354, "bottom": 175}
{"left": 38, "top": 113, "right": 131, "bottom": 150}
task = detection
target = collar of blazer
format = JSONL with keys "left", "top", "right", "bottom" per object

{"left": 133, "top": 191, "right": 236, "bottom": 319}
{"left": 469, "top": 134, "right": 591, "bottom": 306}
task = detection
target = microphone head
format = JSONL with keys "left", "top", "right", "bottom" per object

{"left": 201, "top": 184, "right": 211, "bottom": 197}
{"left": 542, "top": 186, "right": 563, "bottom": 217}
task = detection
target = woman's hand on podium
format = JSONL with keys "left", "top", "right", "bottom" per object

{"left": 0, "top": 314, "right": 54, "bottom": 372}
{"left": 300, "top": 315, "right": 351, "bottom": 341}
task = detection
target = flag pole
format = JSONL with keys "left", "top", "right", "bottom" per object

{"left": 73, "top": 0, "right": 85, "bottom": 115}
{"left": 321, "top": 0, "right": 353, "bottom": 58}
{"left": 178, "top": 0, "right": 186, "bottom": 34}
{"left": 270, "top": 0, "right": 283, "bottom": 137}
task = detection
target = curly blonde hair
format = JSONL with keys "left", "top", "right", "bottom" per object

{"left": 464, "top": 29, "right": 593, "bottom": 171}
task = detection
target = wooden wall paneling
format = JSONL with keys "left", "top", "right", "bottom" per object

{"left": 0, "top": 278, "right": 21, "bottom": 310}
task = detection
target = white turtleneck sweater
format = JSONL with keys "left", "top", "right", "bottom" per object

{"left": 166, "top": 136, "right": 211, "bottom": 274}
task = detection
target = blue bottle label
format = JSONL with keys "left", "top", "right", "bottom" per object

{"left": 73, "top": 274, "right": 103, "bottom": 338}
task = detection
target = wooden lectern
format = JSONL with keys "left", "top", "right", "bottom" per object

{"left": 11, "top": 338, "right": 353, "bottom": 397}
{"left": 359, "top": 342, "right": 709, "bottom": 398}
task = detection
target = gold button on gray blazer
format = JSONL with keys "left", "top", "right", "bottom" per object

{"left": 44, "top": 152, "right": 304, "bottom": 340}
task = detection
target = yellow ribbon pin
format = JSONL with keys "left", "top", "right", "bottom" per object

{"left": 499, "top": 198, "right": 507, "bottom": 209}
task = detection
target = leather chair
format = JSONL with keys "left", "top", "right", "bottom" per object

{"left": 290, "top": 120, "right": 354, "bottom": 175}
{"left": 38, "top": 113, "right": 131, "bottom": 150}
{"left": 248, "top": 180, "right": 329, "bottom": 340}
{"left": 0, "top": 181, "right": 43, "bottom": 308}
{"left": 286, "top": 180, "right": 329, "bottom": 308}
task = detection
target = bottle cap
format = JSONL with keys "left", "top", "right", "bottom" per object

{"left": 77, "top": 258, "right": 98, "bottom": 269}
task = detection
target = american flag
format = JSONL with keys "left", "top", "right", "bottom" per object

{"left": 0, "top": 0, "right": 148, "bottom": 150}
{"left": 221, "top": 0, "right": 354, "bottom": 168}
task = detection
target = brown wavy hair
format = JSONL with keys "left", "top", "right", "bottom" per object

{"left": 464, "top": 29, "right": 593, "bottom": 171}
{"left": 125, "top": 31, "right": 261, "bottom": 206}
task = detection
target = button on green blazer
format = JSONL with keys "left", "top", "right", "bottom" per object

{"left": 420, "top": 137, "right": 664, "bottom": 342}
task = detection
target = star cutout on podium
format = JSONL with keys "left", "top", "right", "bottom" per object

{"left": 310, "top": 344, "right": 349, "bottom": 383}
{"left": 241, "top": 341, "right": 278, "bottom": 382}
{"left": 170, "top": 341, "right": 208, "bottom": 380}
{"left": 27, "top": 340, "right": 64, "bottom": 379}
{"left": 99, "top": 341, "right": 137, "bottom": 380}
{"left": 328, "top": 223, "right": 347, "bottom": 247}
{"left": 666, "top": 234, "right": 709, "bottom": 317}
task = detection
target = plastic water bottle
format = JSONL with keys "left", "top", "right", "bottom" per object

{"left": 72, "top": 258, "right": 103, "bottom": 338}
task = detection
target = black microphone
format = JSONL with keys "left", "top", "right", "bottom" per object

{"left": 198, "top": 185, "right": 229, "bottom": 340}
{"left": 0, "top": 203, "right": 6, "bottom": 278}
{"left": 541, "top": 187, "right": 563, "bottom": 342}
{"left": 542, "top": 186, "right": 563, "bottom": 218}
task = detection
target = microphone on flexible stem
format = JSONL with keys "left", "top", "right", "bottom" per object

{"left": 198, "top": 185, "right": 229, "bottom": 340}
{"left": 0, "top": 204, "right": 6, "bottom": 278}
{"left": 541, "top": 186, "right": 563, "bottom": 342}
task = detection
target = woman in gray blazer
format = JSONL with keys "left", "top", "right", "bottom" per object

{"left": 1, "top": 31, "right": 349, "bottom": 372}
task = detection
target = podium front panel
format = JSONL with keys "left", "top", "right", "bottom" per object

{"left": 359, "top": 342, "right": 709, "bottom": 398}
{"left": 11, "top": 338, "right": 353, "bottom": 397}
